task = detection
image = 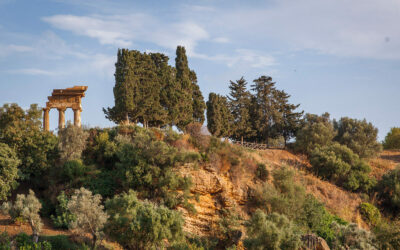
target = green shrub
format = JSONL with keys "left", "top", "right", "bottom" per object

{"left": 0, "top": 103, "right": 59, "bottom": 182}
{"left": 40, "top": 235, "right": 79, "bottom": 250}
{"left": 374, "top": 220, "right": 400, "bottom": 250}
{"left": 82, "top": 129, "right": 118, "bottom": 169}
{"left": 377, "top": 166, "right": 400, "bottom": 214}
{"left": 330, "top": 222, "right": 376, "bottom": 249}
{"left": 0, "top": 231, "right": 11, "bottom": 250}
{"left": 1, "top": 190, "right": 43, "bottom": 242}
{"left": 360, "top": 203, "right": 381, "bottom": 226}
{"left": 169, "top": 236, "right": 218, "bottom": 250}
{"left": 0, "top": 143, "right": 20, "bottom": 201}
{"left": 59, "top": 160, "right": 88, "bottom": 183}
{"left": 15, "top": 233, "right": 32, "bottom": 247}
{"left": 255, "top": 163, "right": 269, "bottom": 181}
{"left": 19, "top": 241, "right": 52, "bottom": 250}
{"left": 244, "top": 210, "right": 302, "bottom": 250}
{"left": 58, "top": 122, "right": 89, "bottom": 163}
{"left": 115, "top": 128, "right": 196, "bottom": 209}
{"left": 300, "top": 194, "right": 347, "bottom": 245}
{"left": 310, "top": 142, "right": 375, "bottom": 192}
{"left": 294, "top": 113, "right": 336, "bottom": 155}
{"left": 215, "top": 208, "right": 241, "bottom": 248}
{"left": 383, "top": 127, "right": 400, "bottom": 150}
{"left": 67, "top": 188, "right": 108, "bottom": 249}
{"left": 51, "top": 192, "right": 76, "bottom": 229}
{"left": 85, "top": 170, "right": 119, "bottom": 198}
{"left": 249, "top": 166, "right": 347, "bottom": 245}
{"left": 250, "top": 167, "right": 306, "bottom": 220}
{"left": 105, "top": 190, "right": 184, "bottom": 249}
{"left": 334, "top": 117, "right": 382, "bottom": 158}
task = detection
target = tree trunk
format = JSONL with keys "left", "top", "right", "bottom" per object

{"left": 32, "top": 233, "right": 38, "bottom": 243}
{"left": 241, "top": 136, "right": 243, "bottom": 145}
{"left": 92, "top": 234, "right": 97, "bottom": 250}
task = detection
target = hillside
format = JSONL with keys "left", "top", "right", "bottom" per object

{"left": 178, "top": 147, "right": 400, "bottom": 237}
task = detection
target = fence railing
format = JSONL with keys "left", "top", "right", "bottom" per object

{"left": 231, "top": 140, "right": 273, "bottom": 150}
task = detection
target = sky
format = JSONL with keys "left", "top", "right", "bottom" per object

{"left": 1, "top": 0, "right": 400, "bottom": 140}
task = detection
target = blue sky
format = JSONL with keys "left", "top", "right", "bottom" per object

{"left": 1, "top": 0, "right": 400, "bottom": 140}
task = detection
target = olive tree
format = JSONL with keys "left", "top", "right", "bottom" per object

{"left": 244, "top": 210, "right": 302, "bottom": 250}
{"left": 67, "top": 187, "right": 108, "bottom": 249}
{"left": 1, "top": 190, "right": 42, "bottom": 243}
{"left": 105, "top": 190, "right": 184, "bottom": 249}
{"left": 58, "top": 122, "right": 89, "bottom": 163}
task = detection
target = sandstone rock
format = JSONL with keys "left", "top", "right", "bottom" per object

{"left": 301, "top": 234, "right": 330, "bottom": 250}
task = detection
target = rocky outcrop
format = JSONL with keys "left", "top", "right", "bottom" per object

{"left": 177, "top": 162, "right": 254, "bottom": 236}
{"left": 301, "top": 234, "right": 330, "bottom": 250}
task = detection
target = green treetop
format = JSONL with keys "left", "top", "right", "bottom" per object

{"left": 228, "top": 77, "right": 253, "bottom": 143}
{"left": 206, "top": 93, "right": 232, "bottom": 138}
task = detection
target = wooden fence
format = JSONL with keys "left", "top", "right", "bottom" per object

{"left": 230, "top": 140, "right": 279, "bottom": 150}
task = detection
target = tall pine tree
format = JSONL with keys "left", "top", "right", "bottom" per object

{"left": 273, "top": 89, "right": 303, "bottom": 147}
{"left": 228, "top": 77, "right": 253, "bottom": 144}
{"left": 250, "top": 76, "right": 280, "bottom": 146}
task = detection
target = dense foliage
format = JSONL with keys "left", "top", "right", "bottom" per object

{"left": 360, "top": 202, "right": 381, "bottom": 226}
{"left": 206, "top": 93, "right": 232, "bottom": 138}
{"left": 383, "top": 127, "right": 400, "bottom": 149}
{"left": 67, "top": 187, "right": 108, "bottom": 249}
{"left": 377, "top": 166, "right": 400, "bottom": 215}
{"left": 104, "top": 47, "right": 205, "bottom": 130}
{"left": 334, "top": 117, "right": 382, "bottom": 158}
{"left": 294, "top": 112, "right": 336, "bottom": 155}
{"left": 0, "top": 143, "right": 19, "bottom": 201}
{"left": 206, "top": 75, "right": 303, "bottom": 147}
{"left": 310, "top": 142, "right": 375, "bottom": 192}
{"left": 1, "top": 190, "right": 43, "bottom": 243}
{"left": 250, "top": 166, "right": 344, "bottom": 245}
{"left": 58, "top": 122, "right": 89, "bottom": 163}
{"left": 244, "top": 210, "right": 302, "bottom": 250}
{"left": 105, "top": 190, "right": 184, "bottom": 249}
{"left": 0, "top": 103, "right": 58, "bottom": 181}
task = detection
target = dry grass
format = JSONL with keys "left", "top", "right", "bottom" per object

{"left": 369, "top": 150, "right": 400, "bottom": 180}
{"left": 250, "top": 148, "right": 368, "bottom": 228}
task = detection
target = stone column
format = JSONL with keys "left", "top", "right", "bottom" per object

{"left": 58, "top": 108, "right": 66, "bottom": 129}
{"left": 43, "top": 108, "right": 50, "bottom": 131}
{"left": 73, "top": 109, "right": 81, "bottom": 127}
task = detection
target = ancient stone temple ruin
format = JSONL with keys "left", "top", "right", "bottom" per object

{"left": 43, "top": 86, "right": 88, "bottom": 131}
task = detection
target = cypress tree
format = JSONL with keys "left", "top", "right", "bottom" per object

{"left": 175, "top": 46, "right": 194, "bottom": 130}
{"left": 103, "top": 49, "right": 136, "bottom": 124}
{"left": 228, "top": 77, "right": 253, "bottom": 144}
{"left": 190, "top": 70, "right": 206, "bottom": 124}
{"left": 206, "top": 93, "right": 231, "bottom": 137}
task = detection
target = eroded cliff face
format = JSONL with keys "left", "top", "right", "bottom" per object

{"left": 178, "top": 162, "right": 254, "bottom": 236}
{"left": 177, "top": 148, "right": 368, "bottom": 237}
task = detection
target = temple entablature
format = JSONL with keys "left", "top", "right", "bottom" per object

{"left": 43, "top": 86, "right": 88, "bottom": 131}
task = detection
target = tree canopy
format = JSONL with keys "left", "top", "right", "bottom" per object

{"left": 104, "top": 47, "right": 206, "bottom": 131}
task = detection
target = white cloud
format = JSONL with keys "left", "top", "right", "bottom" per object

{"left": 43, "top": 14, "right": 209, "bottom": 55}
{"left": 0, "top": 44, "right": 33, "bottom": 57}
{"left": 6, "top": 68, "right": 56, "bottom": 76}
{"left": 213, "top": 37, "right": 229, "bottom": 43}
{"left": 193, "top": 49, "right": 275, "bottom": 68}
{"left": 210, "top": 0, "right": 400, "bottom": 59}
